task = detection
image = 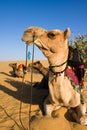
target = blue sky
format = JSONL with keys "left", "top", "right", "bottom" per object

{"left": 0, "top": 0, "right": 87, "bottom": 61}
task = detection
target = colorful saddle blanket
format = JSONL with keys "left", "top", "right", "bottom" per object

{"left": 65, "top": 67, "right": 85, "bottom": 104}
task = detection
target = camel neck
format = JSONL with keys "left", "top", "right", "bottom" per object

{"left": 49, "top": 60, "right": 67, "bottom": 76}
{"left": 39, "top": 66, "right": 47, "bottom": 76}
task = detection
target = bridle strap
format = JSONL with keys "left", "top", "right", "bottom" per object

{"left": 49, "top": 60, "right": 67, "bottom": 75}
{"left": 49, "top": 67, "right": 67, "bottom": 75}
{"left": 49, "top": 60, "right": 67, "bottom": 68}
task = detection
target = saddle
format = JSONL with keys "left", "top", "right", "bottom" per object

{"left": 65, "top": 67, "right": 85, "bottom": 104}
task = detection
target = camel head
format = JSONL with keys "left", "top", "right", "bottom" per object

{"left": 22, "top": 26, "right": 70, "bottom": 66}
{"left": 29, "top": 61, "right": 48, "bottom": 76}
{"left": 29, "top": 61, "right": 43, "bottom": 69}
{"left": 9, "top": 63, "right": 17, "bottom": 71}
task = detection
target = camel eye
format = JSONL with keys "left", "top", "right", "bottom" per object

{"left": 47, "top": 32, "right": 55, "bottom": 39}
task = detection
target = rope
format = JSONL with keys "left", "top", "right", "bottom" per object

{"left": 18, "top": 44, "right": 29, "bottom": 130}
{"left": 19, "top": 43, "right": 35, "bottom": 130}
{"left": 25, "top": 44, "right": 28, "bottom": 67}
{"left": 28, "top": 43, "right": 35, "bottom": 130}
{"left": 19, "top": 43, "right": 34, "bottom": 130}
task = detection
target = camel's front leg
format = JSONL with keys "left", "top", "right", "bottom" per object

{"left": 79, "top": 103, "right": 87, "bottom": 125}
{"left": 69, "top": 103, "right": 87, "bottom": 125}
{"left": 43, "top": 96, "right": 61, "bottom": 116}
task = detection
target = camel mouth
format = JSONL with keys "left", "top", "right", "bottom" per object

{"left": 35, "top": 39, "right": 49, "bottom": 50}
{"left": 21, "top": 36, "right": 34, "bottom": 45}
{"left": 26, "top": 41, "right": 32, "bottom": 45}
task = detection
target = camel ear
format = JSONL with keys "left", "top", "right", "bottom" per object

{"left": 64, "top": 28, "right": 70, "bottom": 39}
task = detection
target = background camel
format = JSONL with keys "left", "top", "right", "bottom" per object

{"left": 22, "top": 26, "right": 87, "bottom": 125}
{"left": 29, "top": 60, "right": 48, "bottom": 76}
{"left": 29, "top": 60, "right": 48, "bottom": 89}
{"left": 9, "top": 63, "right": 27, "bottom": 78}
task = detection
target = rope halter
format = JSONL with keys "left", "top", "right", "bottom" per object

{"left": 49, "top": 60, "right": 67, "bottom": 76}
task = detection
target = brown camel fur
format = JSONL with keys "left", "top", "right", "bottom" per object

{"left": 29, "top": 61, "right": 48, "bottom": 76}
{"left": 29, "top": 60, "right": 48, "bottom": 89}
{"left": 9, "top": 63, "right": 26, "bottom": 78}
{"left": 22, "top": 26, "right": 87, "bottom": 125}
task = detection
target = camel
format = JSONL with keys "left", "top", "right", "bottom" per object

{"left": 22, "top": 26, "right": 87, "bottom": 125}
{"left": 9, "top": 63, "right": 27, "bottom": 78}
{"left": 29, "top": 60, "right": 48, "bottom": 89}
{"left": 29, "top": 61, "right": 48, "bottom": 76}
{"left": 9, "top": 63, "right": 17, "bottom": 77}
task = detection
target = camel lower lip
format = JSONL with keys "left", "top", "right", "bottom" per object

{"left": 26, "top": 41, "right": 32, "bottom": 45}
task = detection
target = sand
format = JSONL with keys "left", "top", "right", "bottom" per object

{"left": 0, "top": 60, "right": 87, "bottom": 130}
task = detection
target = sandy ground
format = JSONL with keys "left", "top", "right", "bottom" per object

{"left": 0, "top": 60, "right": 87, "bottom": 130}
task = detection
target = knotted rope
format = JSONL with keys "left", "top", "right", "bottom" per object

{"left": 19, "top": 43, "right": 35, "bottom": 130}
{"left": 28, "top": 43, "right": 35, "bottom": 130}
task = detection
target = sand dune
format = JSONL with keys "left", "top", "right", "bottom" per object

{"left": 0, "top": 60, "right": 87, "bottom": 130}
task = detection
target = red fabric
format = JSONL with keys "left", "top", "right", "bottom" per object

{"left": 65, "top": 67, "right": 79, "bottom": 85}
{"left": 18, "top": 64, "right": 24, "bottom": 70}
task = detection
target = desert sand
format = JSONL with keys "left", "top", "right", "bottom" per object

{"left": 0, "top": 60, "right": 87, "bottom": 130}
